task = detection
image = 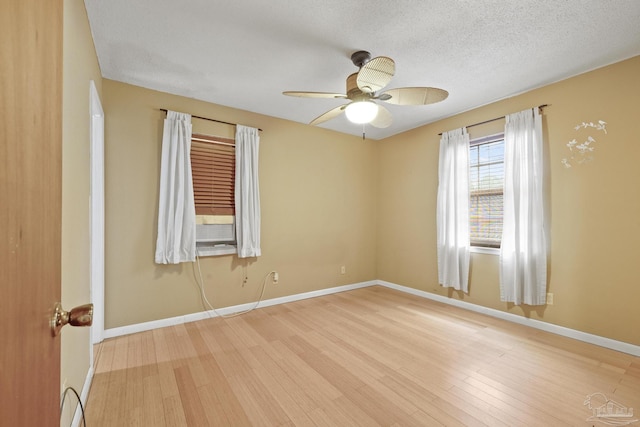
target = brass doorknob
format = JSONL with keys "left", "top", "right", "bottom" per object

{"left": 51, "top": 302, "right": 93, "bottom": 336}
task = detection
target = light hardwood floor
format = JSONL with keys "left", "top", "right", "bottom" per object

{"left": 85, "top": 286, "right": 640, "bottom": 426}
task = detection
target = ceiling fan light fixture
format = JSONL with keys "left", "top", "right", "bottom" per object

{"left": 345, "top": 101, "right": 378, "bottom": 124}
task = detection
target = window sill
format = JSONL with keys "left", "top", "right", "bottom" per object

{"left": 196, "top": 244, "right": 237, "bottom": 257}
{"left": 470, "top": 246, "right": 500, "bottom": 256}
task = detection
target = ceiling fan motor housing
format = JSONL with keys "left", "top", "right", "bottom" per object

{"left": 346, "top": 73, "right": 366, "bottom": 100}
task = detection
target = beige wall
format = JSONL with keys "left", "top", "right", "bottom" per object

{"left": 61, "top": 0, "right": 102, "bottom": 424}
{"left": 102, "top": 80, "right": 378, "bottom": 328}
{"left": 377, "top": 56, "right": 640, "bottom": 346}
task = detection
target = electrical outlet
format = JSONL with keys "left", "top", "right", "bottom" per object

{"left": 273, "top": 272, "right": 279, "bottom": 284}
{"left": 547, "top": 293, "right": 554, "bottom": 305}
{"left": 340, "top": 265, "right": 346, "bottom": 275}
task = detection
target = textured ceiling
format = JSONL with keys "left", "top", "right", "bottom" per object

{"left": 85, "top": 0, "right": 640, "bottom": 140}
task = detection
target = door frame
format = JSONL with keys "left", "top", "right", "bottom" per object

{"left": 90, "top": 80, "right": 105, "bottom": 346}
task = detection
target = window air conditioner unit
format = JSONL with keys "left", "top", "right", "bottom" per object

{"left": 196, "top": 223, "right": 235, "bottom": 244}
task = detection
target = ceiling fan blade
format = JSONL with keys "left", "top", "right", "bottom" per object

{"left": 283, "top": 91, "right": 347, "bottom": 99}
{"left": 370, "top": 104, "right": 392, "bottom": 128}
{"left": 380, "top": 87, "right": 449, "bottom": 105}
{"left": 356, "top": 56, "right": 395, "bottom": 93}
{"left": 310, "top": 104, "right": 348, "bottom": 126}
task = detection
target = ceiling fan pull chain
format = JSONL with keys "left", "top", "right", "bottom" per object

{"left": 362, "top": 124, "right": 366, "bottom": 140}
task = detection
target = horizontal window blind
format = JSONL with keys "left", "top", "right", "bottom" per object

{"left": 191, "top": 134, "right": 235, "bottom": 216}
{"left": 469, "top": 135, "right": 504, "bottom": 248}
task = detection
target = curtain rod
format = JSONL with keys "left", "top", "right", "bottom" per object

{"left": 160, "top": 109, "right": 263, "bottom": 132}
{"left": 437, "top": 104, "right": 548, "bottom": 136}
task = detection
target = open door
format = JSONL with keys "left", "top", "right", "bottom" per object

{"left": 0, "top": 0, "right": 63, "bottom": 424}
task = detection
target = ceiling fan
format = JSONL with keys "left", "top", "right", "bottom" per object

{"left": 283, "top": 50, "right": 449, "bottom": 129}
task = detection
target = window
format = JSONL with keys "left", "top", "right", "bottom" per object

{"left": 191, "top": 133, "right": 235, "bottom": 215}
{"left": 191, "top": 133, "right": 236, "bottom": 254}
{"left": 469, "top": 133, "right": 504, "bottom": 248}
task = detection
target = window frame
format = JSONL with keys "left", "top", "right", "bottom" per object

{"left": 469, "top": 132, "right": 505, "bottom": 252}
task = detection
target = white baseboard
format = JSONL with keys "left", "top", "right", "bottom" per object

{"left": 71, "top": 365, "right": 94, "bottom": 427}
{"left": 377, "top": 280, "right": 640, "bottom": 357}
{"left": 102, "top": 278, "right": 639, "bottom": 357}
{"left": 103, "top": 280, "right": 376, "bottom": 339}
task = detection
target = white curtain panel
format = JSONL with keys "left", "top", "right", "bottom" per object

{"left": 500, "top": 108, "right": 547, "bottom": 305}
{"left": 154, "top": 111, "right": 196, "bottom": 264}
{"left": 235, "top": 125, "right": 261, "bottom": 258}
{"left": 436, "top": 128, "right": 471, "bottom": 292}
